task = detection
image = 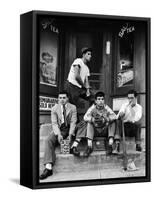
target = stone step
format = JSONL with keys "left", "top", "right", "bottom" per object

{"left": 39, "top": 124, "right": 145, "bottom": 156}
{"left": 40, "top": 150, "right": 145, "bottom": 174}
{"left": 39, "top": 137, "right": 145, "bottom": 158}
{"left": 40, "top": 166, "right": 146, "bottom": 183}
{"left": 39, "top": 124, "right": 146, "bottom": 182}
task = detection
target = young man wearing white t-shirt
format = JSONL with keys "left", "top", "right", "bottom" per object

{"left": 65, "top": 47, "right": 92, "bottom": 113}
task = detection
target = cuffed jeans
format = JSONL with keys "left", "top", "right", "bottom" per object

{"left": 86, "top": 120, "right": 120, "bottom": 140}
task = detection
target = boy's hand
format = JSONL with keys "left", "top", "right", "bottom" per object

{"left": 57, "top": 134, "right": 63, "bottom": 143}
{"left": 67, "top": 134, "right": 72, "bottom": 142}
{"left": 119, "top": 112, "right": 125, "bottom": 119}
{"left": 86, "top": 89, "right": 90, "bottom": 97}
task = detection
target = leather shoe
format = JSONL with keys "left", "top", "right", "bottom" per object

{"left": 70, "top": 147, "right": 80, "bottom": 156}
{"left": 39, "top": 168, "right": 53, "bottom": 180}
{"left": 136, "top": 144, "right": 142, "bottom": 152}
{"left": 83, "top": 146, "right": 93, "bottom": 157}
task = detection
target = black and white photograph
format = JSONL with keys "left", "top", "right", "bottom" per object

{"left": 35, "top": 11, "right": 150, "bottom": 186}
{"left": 1, "top": 0, "right": 154, "bottom": 197}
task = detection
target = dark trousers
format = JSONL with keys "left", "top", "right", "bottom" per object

{"left": 117, "top": 120, "right": 141, "bottom": 144}
{"left": 65, "top": 81, "right": 94, "bottom": 109}
{"left": 43, "top": 132, "right": 58, "bottom": 166}
{"left": 65, "top": 81, "right": 95, "bottom": 122}
{"left": 65, "top": 81, "right": 84, "bottom": 105}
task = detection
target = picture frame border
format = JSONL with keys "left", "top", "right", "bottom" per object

{"left": 20, "top": 10, "right": 151, "bottom": 189}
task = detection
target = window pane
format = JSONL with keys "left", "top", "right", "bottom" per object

{"left": 117, "top": 29, "right": 134, "bottom": 88}
{"left": 39, "top": 18, "right": 59, "bottom": 87}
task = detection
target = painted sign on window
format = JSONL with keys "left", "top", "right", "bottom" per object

{"left": 117, "top": 23, "right": 134, "bottom": 87}
{"left": 39, "top": 96, "right": 58, "bottom": 111}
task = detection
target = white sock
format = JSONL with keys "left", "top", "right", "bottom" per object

{"left": 87, "top": 139, "right": 92, "bottom": 148}
{"left": 45, "top": 163, "right": 52, "bottom": 170}
{"left": 71, "top": 139, "right": 81, "bottom": 148}
{"left": 109, "top": 137, "right": 114, "bottom": 145}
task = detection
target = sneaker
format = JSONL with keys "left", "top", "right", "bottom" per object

{"left": 83, "top": 146, "right": 93, "bottom": 157}
{"left": 39, "top": 168, "right": 53, "bottom": 180}
{"left": 70, "top": 147, "right": 80, "bottom": 156}
{"left": 136, "top": 144, "right": 142, "bottom": 152}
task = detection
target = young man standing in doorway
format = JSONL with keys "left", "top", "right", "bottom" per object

{"left": 65, "top": 47, "right": 92, "bottom": 114}
{"left": 71, "top": 91, "right": 120, "bottom": 157}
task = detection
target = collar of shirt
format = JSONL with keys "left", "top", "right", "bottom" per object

{"left": 127, "top": 102, "right": 138, "bottom": 109}
{"left": 131, "top": 103, "right": 137, "bottom": 108}
{"left": 95, "top": 104, "right": 107, "bottom": 110}
{"left": 60, "top": 103, "right": 68, "bottom": 110}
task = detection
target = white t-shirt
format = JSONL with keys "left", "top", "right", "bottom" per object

{"left": 67, "top": 58, "right": 90, "bottom": 88}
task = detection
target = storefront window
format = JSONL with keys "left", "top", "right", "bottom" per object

{"left": 117, "top": 24, "right": 135, "bottom": 88}
{"left": 39, "top": 96, "right": 58, "bottom": 111}
{"left": 39, "top": 18, "right": 59, "bottom": 87}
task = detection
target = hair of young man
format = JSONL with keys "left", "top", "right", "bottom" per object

{"left": 127, "top": 89, "right": 137, "bottom": 97}
{"left": 81, "top": 47, "right": 92, "bottom": 57}
{"left": 58, "top": 90, "right": 69, "bottom": 97}
{"left": 95, "top": 92, "right": 105, "bottom": 100}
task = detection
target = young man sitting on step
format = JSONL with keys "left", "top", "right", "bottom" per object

{"left": 40, "top": 91, "right": 77, "bottom": 180}
{"left": 70, "top": 91, "right": 120, "bottom": 157}
{"left": 116, "top": 90, "right": 143, "bottom": 152}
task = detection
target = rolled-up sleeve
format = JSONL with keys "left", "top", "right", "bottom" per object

{"left": 83, "top": 104, "right": 95, "bottom": 122}
{"left": 106, "top": 105, "right": 117, "bottom": 121}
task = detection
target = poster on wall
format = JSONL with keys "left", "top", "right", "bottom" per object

{"left": 39, "top": 18, "right": 59, "bottom": 87}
